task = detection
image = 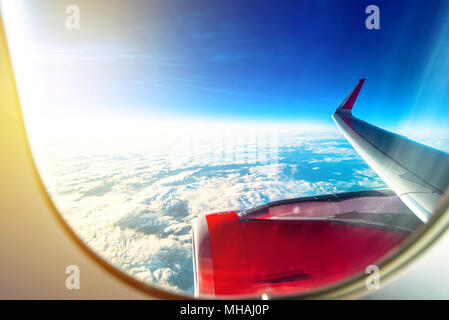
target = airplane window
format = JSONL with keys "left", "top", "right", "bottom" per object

{"left": 2, "top": 0, "right": 449, "bottom": 298}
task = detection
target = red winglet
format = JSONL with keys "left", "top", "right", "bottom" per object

{"left": 335, "top": 78, "right": 365, "bottom": 114}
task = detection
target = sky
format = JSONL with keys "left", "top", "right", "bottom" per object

{"left": 2, "top": 0, "right": 449, "bottom": 133}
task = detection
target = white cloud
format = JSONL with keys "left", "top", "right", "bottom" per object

{"left": 33, "top": 127, "right": 412, "bottom": 295}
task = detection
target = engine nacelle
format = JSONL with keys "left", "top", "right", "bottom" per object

{"left": 192, "top": 189, "right": 421, "bottom": 298}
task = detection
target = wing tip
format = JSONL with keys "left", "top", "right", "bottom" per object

{"left": 335, "top": 78, "right": 366, "bottom": 115}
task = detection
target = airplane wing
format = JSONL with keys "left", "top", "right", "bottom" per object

{"left": 191, "top": 79, "right": 449, "bottom": 298}
{"left": 332, "top": 79, "right": 449, "bottom": 223}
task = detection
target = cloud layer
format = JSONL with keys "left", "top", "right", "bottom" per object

{"left": 36, "top": 129, "right": 388, "bottom": 295}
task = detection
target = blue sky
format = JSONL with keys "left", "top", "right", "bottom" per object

{"left": 4, "top": 0, "right": 449, "bottom": 130}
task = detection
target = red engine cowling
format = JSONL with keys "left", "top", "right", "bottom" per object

{"left": 191, "top": 190, "right": 421, "bottom": 298}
